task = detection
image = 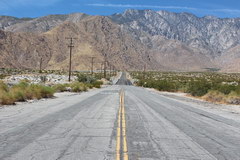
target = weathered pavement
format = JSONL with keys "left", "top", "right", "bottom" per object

{"left": 1, "top": 73, "right": 240, "bottom": 160}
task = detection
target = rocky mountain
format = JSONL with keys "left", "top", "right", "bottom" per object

{"left": 216, "top": 45, "right": 240, "bottom": 72}
{"left": 0, "top": 16, "right": 163, "bottom": 71}
{"left": 2, "top": 13, "right": 89, "bottom": 33}
{"left": 111, "top": 9, "right": 240, "bottom": 58}
{"left": 0, "top": 16, "right": 32, "bottom": 30}
{"left": 0, "top": 10, "right": 240, "bottom": 72}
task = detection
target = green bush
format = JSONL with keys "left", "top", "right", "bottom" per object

{"left": 212, "top": 84, "right": 237, "bottom": 95}
{"left": 203, "top": 90, "right": 226, "bottom": 103}
{"left": 131, "top": 71, "right": 240, "bottom": 104}
{"left": 40, "top": 86, "right": 55, "bottom": 98}
{"left": 138, "top": 79, "right": 179, "bottom": 92}
{"left": 70, "top": 82, "right": 87, "bottom": 92}
{"left": 92, "top": 81, "right": 103, "bottom": 88}
{"left": 0, "top": 74, "right": 7, "bottom": 79}
{"left": 0, "top": 81, "right": 9, "bottom": 92}
{"left": 86, "top": 83, "right": 93, "bottom": 89}
{"left": 155, "top": 80, "right": 179, "bottom": 92}
{"left": 52, "top": 84, "right": 69, "bottom": 92}
{"left": 77, "top": 74, "right": 88, "bottom": 83}
{"left": 77, "top": 73, "right": 103, "bottom": 88}
{"left": 10, "top": 88, "right": 27, "bottom": 102}
{"left": 187, "top": 80, "right": 212, "bottom": 96}
{"left": 0, "top": 92, "right": 15, "bottom": 105}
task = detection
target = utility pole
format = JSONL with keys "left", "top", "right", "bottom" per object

{"left": 39, "top": 58, "right": 43, "bottom": 73}
{"left": 103, "top": 54, "right": 107, "bottom": 79}
{"left": 101, "top": 62, "right": 104, "bottom": 77}
{"left": 90, "top": 57, "right": 95, "bottom": 75}
{"left": 113, "top": 66, "right": 116, "bottom": 76}
{"left": 66, "top": 37, "right": 77, "bottom": 82}
{"left": 109, "top": 64, "right": 112, "bottom": 77}
{"left": 143, "top": 64, "right": 146, "bottom": 79}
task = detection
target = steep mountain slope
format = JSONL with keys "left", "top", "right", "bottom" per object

{"left": 0, "top": 10, "right": 240, "bottom": 72}
{"left": 0, "top": 15, "right": 215, "bottom": 71}
{"left": 0, "top": 16, "right": 33, "bottom": 30}
{"left": 0, "top": 30, "right": 52, "bottom": 69}
{"left": 0, "top": 17, "right": 160, "bottom": 71}
{"left": 110, "top": 9, "right": 240, "bottom": 58}
{"left": 44, "top": 16, "right": 160, "bottom": 71}
{"left": 3, "top": 13, "right": 89, "bottom": 33}
{"left": 149, "top": 35, "right": 217, "bottom": 71}
{"left": 216, "top": 45, "right": 240, "bottom": 72}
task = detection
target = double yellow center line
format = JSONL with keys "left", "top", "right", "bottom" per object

{"left": 116, "top": 89, "right": 129, "bottom": 160}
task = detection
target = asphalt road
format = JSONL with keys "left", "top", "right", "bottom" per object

{"left": 0, "top": 73, "right": 240, "bottom": 160}
{"left": 115, "top": 72, "right": 132, "bottom": 85}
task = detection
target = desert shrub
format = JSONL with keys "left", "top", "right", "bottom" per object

{"left": 86, "top": 83, "right": 93, "bottom": 89}
{"left": 10, "top": 88, "right": 27, "bottom": 102}
{"left": 0, "top": 92, "right": 15, "bottom": 105}
{"left": 203, "top": 90, "right": 226, "bottom": 103}
{"left": 131, "top": 71, "right": 240, "bottom": 104}
{"left": 136, "top": 80, "right": 145, "bottom": 87}
{"left": 92, "top": 81, "right": 103, "bottom": 88}
{"left": 155, "top": 80, "right": 179, "bottom": 92}
{"left": 212, "top": 84, "right": 237, "bottom": 95}
{"left": 70, "top": 82, "right": 87, "bottom": 92}
{"left": 25, "top": 85, "right": 42, "bottom": 99}
{"left": 235, "top": 85, "right": 240, "bottom": 93}
{"left": 52, "top": 84, "right": 69, "bottom": 92}
{"left": 94, "top": 73, "right": 103, "bottom": 80}
{"left": 20, "top": 79, "right": 31, "bottom": 83}
{"left": 138, "top": 79, "right": 179, "bottom": 92}
{"left": 77, "top": 73, "right": 102, "bottom": 88}
{"left": 24, "top": 84, "right": 54, "bottom": 99}
{"left": 0, "top": 82, "right": 16, "bottom": 104}
{"left": 14, "top": 81, "right": 29, "bottom": 89}
{"left": 39, "top": 86, "right": 55, "bottom": 98}
{"left": 187, "top": 80, "right": 212, "bottom": 96}
{"left": 0, "top": 81, "right": 55, "bottom": 105}
{"left": 0, "top": 74, "right": 7, "bottom": 79}
{"left": 226, "top": 91, "right": 240, "bottom": 104}
{"left": 40, "top": 76, "right": 47, "bottom": 83}
{"left": 77, "top": 74, "right": 88, "bottom": 83}
{"left": 0, "top": 81, "right": 8, "bottom": 92}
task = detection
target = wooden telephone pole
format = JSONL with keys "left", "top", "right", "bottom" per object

{"left": 109, "top": 64, "right": 112, "bottom": 77}
{"left": 39, "top": 58, "right": 43, "bottom": 73}
{"left": 103, "top": 55, "right": 107, "bottom": 78}
{"left": 90, "top": 57, "right": 95, "bottom": 75}
{"left": 66, "top": 37, "right": 77, "bottom": 82}
{"left": 143, "top": 64, "right": 146, "bottom": 79}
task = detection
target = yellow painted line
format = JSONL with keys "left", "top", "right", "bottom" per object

{"left": 116, "top": 89, "right": 129, "bottom": 160}
{"left": 116, "top": 127, "right": 121, "bottom": 160}
{"left": 121, "top": 91, "right": 129, "bottom": 160}
{"left": 116, "top": 91, "right": 122, "bottom": 160}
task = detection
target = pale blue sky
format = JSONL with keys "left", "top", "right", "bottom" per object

{"left": 0, "top": 0, "right": 239, "bottom": 18}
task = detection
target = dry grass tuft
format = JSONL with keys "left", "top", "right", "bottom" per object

{"left": 0, "top": 81, "right": 55, "bottom": 105}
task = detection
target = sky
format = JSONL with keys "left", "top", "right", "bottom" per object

{"left": 0, "top": 0, "right": 240, "bottom": 18}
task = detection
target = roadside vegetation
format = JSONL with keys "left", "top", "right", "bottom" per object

{"left": 0, "top": 81, "right": 55, "bottom": 105}
{"left": 0, "top": 73, "right": 104, "bottom": 105}
{"left": 131, "top": 72, "right": 240, "bottom": 105}
{"left": 53, "top": 74, "right": 103, "bottom": 93}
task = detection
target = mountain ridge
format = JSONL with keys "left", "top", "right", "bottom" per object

{"left": 0, "top": 9, "right": 240, "bottom": 72}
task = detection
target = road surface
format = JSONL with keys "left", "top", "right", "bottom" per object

{"left": 0, "top": 73, "right": 240, "bottom": 160}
